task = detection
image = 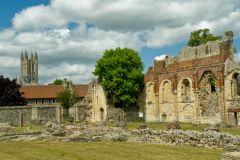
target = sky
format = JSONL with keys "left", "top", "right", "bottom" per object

{"left": 0, "top": 0, "right": 240, "bottom": 84}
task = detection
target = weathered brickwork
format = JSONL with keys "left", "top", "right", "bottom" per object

{"left": 141, "top": 31, "right": 240, "bottom": 125}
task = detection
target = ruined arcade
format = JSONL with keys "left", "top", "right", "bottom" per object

{"left": 141, "top": 31, "right": 240, "bottom": 126}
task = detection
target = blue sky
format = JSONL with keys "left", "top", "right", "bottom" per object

{"left": 0, "top": 0, "right": 240, "bottom": 84}
{"left": 0, "top": 0, "right": 49, "bottom": 28}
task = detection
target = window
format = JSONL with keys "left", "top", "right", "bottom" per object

{"left": 181, "top": 79, "right": 191, "bottom": 102}
{"left": 147, "top": 83, "right": 154, "bottom": 103}
{"left": 100, "top": 108, "right": 104, "bottom": 121}
{"left": 209, "top": 77, "right": 216, "bottom": 93}
{"left": 162, "top": 81, "right": 171, "bottom": 102}
{"left": 232, "top": 73, "right": 240, "bottom": 97}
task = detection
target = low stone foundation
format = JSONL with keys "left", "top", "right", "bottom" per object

{"left": 0, "top": 124, "right": 239, "bottom": 152}
{"left": 130, "top": 129, "right": 240, "bottom": 151}
{"left": 221, "top": 152, "right": 240, "bottom": 160}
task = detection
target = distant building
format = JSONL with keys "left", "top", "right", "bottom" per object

{"left": 20, "top": 84, "right": 89, "bottom": 105}
{"left": 20, "top": 51, "right": 38, "bottom": 84}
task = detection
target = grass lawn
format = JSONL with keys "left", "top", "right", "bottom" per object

{"left": 127, "top": 122, "right": 240, "bottom": 135}
{"left": 0, "top": 141, "right": 221, "bottom": 160}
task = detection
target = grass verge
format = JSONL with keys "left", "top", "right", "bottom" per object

{"left": 0, "top": 141, "right": 221, "bottom": 160}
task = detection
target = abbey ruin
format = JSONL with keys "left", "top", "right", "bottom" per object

{"left": 2, "top": 31, "right": 239, "bottom": 127}
{"left": 139, "top": 31, "right": 240, "bottom": 126}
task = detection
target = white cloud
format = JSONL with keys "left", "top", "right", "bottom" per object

{"left": 13, "top": 5, "right": 66, "bottom": 31}
{"left": 51, "top": 0, "right": 240, "bottom": 31}
{"left": 0, "top": 24, "right": 143, "bottom": 83}
{"left": 1, "top": 0, "right": 240, "bottom": 84}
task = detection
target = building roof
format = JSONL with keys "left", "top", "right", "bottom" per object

{"left": 73, "top": 84, "right": 89, "bottom": 97}
{"left": 20, "top": 84, "right": 89, "bottom": 99}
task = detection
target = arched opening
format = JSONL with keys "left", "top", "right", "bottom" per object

{"left": 147, "top": 83, "right": 154, "bottom": 103}
{"left": 162, "top": 113, "right": 167, "bottom": 122}
{"left": 162, "top": 81, "right": 171, "bottom": 102}
{"left": 199, "top": 71, "right": 218, "bottom": 116}
{"left": 181, "top": 79, "right": 191, "bottom": 102}
{"left": 199, "top": 71, "right": 217, "bottom": 94}
{"left": 100, "top": 108, "right": 104, "bottom": 121}
{"left": 232, "top": 73, "right": 240, "bottom": 97}
{"left": 209, "top": 77, "right": 216, "bottom": 93}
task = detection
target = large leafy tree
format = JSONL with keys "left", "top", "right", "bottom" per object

{"left": 0, "top": 75, "right": 26, "bottom": 106}
{"left": 187, "top": 28, "right": 221, "bottom": 47}
{"left": 94, "top": 47, "right": 144, "bottom": 108}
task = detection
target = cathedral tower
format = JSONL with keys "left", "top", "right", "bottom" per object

{"left": 20, "top": 51, "right": 38, "bottom": 84}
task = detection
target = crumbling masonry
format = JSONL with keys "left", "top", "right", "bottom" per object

{"left": 140, "top": 31, "right": 240, "bottom": 125}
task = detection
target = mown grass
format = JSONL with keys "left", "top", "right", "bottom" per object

{"left": 0, "top": 141, "right": 221, "bottom": 160}
{"left": 127, "top": 122, "right": 240, "bottom": 135}
{"left": 0, "top": 125, "right": 43, "bottom": 135}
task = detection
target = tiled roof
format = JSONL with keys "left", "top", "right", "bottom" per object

{"left": 20, "top": 84, "right": 89, "bottom": 99}
{"left": 73, "top": 84, "right": 89, "bottom": 97}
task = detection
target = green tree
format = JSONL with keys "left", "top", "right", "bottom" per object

{"left": 187, "top": 28, "right": 221, "bottom": 47}
{"left": 0, "top": 75, "right": 26, "bottom": 106}
{"left": 53, "top": 79, "right": 63, "bottom": 85}
{"left": 94, "top": 47, "right": 144, "bottom": 108}
{"left": 57, "top": 90, "right": 77, "bottom": 109}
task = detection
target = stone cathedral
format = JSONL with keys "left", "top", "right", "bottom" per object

{"left": 20, "top": 51, "right": 38, "bottom": 84}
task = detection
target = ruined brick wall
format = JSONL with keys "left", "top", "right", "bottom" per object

{"left": 143, "top": 31, "right": 235, "bottom": 124}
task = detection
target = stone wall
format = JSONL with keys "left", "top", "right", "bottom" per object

{"left": 90, "top": 81, "right": 108, "bottom": 122}
{"left": 0, "top": 106, "right": 32, "bottom": 126}
{"left": 106, "top": 108, "right": 126, "bottom": 127}
{"left": 0, "top": 105, "right": 61, "bottom": 126}
{"left": 34, "top": 106, "right": 57, "bottom": 122}
{"left": 177, "top": 41, "right": 221, "bottom": 62}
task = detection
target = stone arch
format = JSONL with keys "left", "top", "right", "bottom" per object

{"left": 225, "top": 69, "right": 240, "bottom": 100}
{"left": 199, "top": 71, "right": 219, "bottom": 116}
{"left": 199, "top": 71, "right": 217, "bottom": 93}
{"left": 177, "top": 78, "right": 193, "bottom": 102}
{"left": 159, "top": 80, "right": 173, "bottom": 103}
{"left": 146, "top": 82, "right": 155, "bottom": 104}
{"left": 100, "top": 108, "right": 104, "bottom": 121}
{"left": 232, "top": 73, "right": 240, "bottom": 97}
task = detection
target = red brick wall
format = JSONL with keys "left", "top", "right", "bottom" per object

{"left": 145, "top": 45, "right": 231, "bottom": 92}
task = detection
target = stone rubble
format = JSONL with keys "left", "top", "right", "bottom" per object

{"left": 0, "top": 123, "right": 240, "bottom": 152}
{"left": 0, "top": 123, "right": 15, "bottom": 132}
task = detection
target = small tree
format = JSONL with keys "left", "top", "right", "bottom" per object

{"left": 187, "top": 28, "right": 221, "bottom": 47}
{"left": 57, "top": 89, "right": 77, "bottom": 122}
{"left": 0, "top": 75, "right": 26, "bottom": 106}
{"left": 57, "top": 89, "right": 77, "bottom": 109}
{"left": 94, "top": 47, "right": 144, "bottom": 108}
{"left": 53, "top": 79, "right": 63, "bottom": 85}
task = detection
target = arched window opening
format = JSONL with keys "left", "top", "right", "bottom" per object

{"left": 209, "top": 77, "right": 216, "bottom": 93}
{"left": 232, "top": 73, "right": 240, "bottom": 97}
{"left": 147, "top": 84, "right": 154, "bottom": 103}
{"left": 100, "top": 108, "right": 104, "bottom": 121}
{"left": 199, "top": 71, "right": 218, "bottom": 116}
{"left": 162, "top": 81, "right": 171, "bottom": 102}
{"left": 181, "top": 79, "right": 191, "bottom": 102}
